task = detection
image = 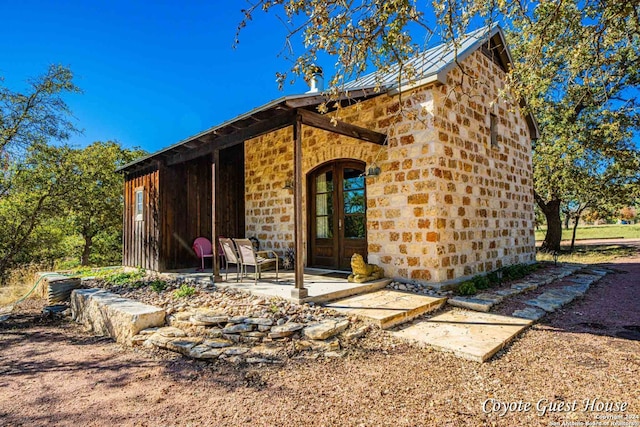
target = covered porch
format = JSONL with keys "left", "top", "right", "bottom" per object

{"left": 122, "top": 88, "right": 387, "bottom": 302}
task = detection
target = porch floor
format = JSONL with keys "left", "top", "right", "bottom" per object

{"left": 165, "top": 267, "right": 391, "bottom": 304}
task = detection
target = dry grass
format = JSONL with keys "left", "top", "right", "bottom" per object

{"left": 0, "top": 264, "right": 46, "bottom": 308}
{"left": 536, "top": 244, "right": 638, "bottom": 264}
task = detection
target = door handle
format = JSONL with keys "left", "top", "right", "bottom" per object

{"left": 338, "top": 218, "right": 343, "bottom": 230}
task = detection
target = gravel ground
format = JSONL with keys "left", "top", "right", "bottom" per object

{"left": 1, "top": 251, "right": 639, "bottom": 427}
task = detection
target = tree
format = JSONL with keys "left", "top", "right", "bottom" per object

{"left": 620, "top": 206, "right": 637, "bottom": 223}
{"left": 66, "top": 141, "right": 145, "bottom": 266}
{"left": 238, "top": 1, "right": 640, "bottom": 253}
{"left": 564, "top": 156, "right": 638, "bottom": 250}
{"left": 0, "top": 64, "right": 80, "bottom": 160}
{"left": 509, "top": 1, "right": 640, "bottom": 252}
{"left": 0, "top": 145, "right": 78, "bottom": 278}
{"left": 0, "top": 65, "right": 80, "bottom": 280}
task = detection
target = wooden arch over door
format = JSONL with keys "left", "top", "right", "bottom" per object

{"left": 307, "top": 159, "right": 367, "bottom": 270}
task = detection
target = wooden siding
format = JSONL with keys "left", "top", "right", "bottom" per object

{"left": 123, "top": 167, "right": 160, "bottom": 271}
{"left": 217, "top": 144, "right": 245, "bottom": 240}
{"left": 159, "top": 156, "right": 212, "bottom": 270}
{"left": 123, "top": 145, "right": 245, "bottom": 271}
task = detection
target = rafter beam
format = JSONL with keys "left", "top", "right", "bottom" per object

{"left": 283, "top": 87, "right": 385, "bottom": 108}
{"left": 297, "top": 108, "right": 386, "bottom": 145}
{"left": 167, "top": 110, "right": 296, "bottom": 166}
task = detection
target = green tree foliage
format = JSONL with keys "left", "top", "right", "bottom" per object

{"left": 509, "top": 1, "right": 640, "bottom": 251}
{"left": 0, "top": 64, "right": 80, "bottom": 159}
{"left": 0, "top": 66, "right": 144, "bottom": 280}
{"left": 0, "top": 145, "right": 78, "bottom": 277}
{"left": 236, "top": 0, "right": 528, "bottom": 89}
{"left": 66, "top": 141, "right": 145, "bottom": 266}
{"left": 0, "top": 66, "right": 80, "bottom": 279}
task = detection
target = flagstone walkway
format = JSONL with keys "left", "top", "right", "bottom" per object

{"left": 327, "top": 262, "right": 610, "bottom": 362}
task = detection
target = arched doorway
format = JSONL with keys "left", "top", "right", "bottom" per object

{"left": 307, "top": 160, "right": 367, "bottom": 270}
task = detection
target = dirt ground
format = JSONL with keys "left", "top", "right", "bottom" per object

{"left": 1, "top": 249, "right": 639, "bottom": 426}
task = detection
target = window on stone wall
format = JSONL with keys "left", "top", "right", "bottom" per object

{"left": 490, "top": 113, "right": 499, "bottom": 148}
{"left": 135, "top": 188, "right": 144, "bottom": 221}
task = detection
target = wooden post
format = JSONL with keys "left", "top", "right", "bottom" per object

{"left": 291, "top": 115, "right": 308, "bottom": 300}
{"left": 211, "top": 150, "right": 222, "bottom": 281}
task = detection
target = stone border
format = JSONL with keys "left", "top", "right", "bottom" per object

{"left": 446, "top": 263, "right": 585, "bottom": 312}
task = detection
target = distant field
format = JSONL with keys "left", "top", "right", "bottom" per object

{"left": 534, "top": 224, "right": 640, "bottom": 241}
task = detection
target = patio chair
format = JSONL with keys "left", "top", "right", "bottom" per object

{"left": 192, "top": 237, "right": 213, "bottom": 271}
{"left": 233, "top": 238, "right": 279, "bottom": 285}
{"left": 219, "top": 237, "right": 242, "bottom": 282}
{"left": 217, "top": 236, "right": 227, "bottom": 270}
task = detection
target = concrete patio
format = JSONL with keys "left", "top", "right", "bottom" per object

{"left": 165, "top": 267, "right": 391, "bottom": 304}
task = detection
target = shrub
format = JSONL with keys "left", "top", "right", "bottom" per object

{"left": 174, "top": 284, "right": 196, "bottom": 298}
{"left": 498, "top": 263, "right": 538, "bottom": 282}
{"left": 487, "top": 271, "right": 501, "bottom": 286}
{"left": 103, "top": 269, "right": 146, "bottom": 286}
{"left": 457, "top": 281, "right": 477, "bottom": 296}
{"left": 456, "top": 263, "right": 539, "bottom": 295}
{"left": 149, "top": 280, "right": 167, "bottom": 293}
{"left": 472, "top": 275, "right": 491, "bottom": 290}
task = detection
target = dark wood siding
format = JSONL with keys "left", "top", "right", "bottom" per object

{"left": 217, "top": 144, "right": 245, "bottom": 239}
{"left": 123, "top": 167, "right": 160, "bottom": 271}
{"left": 159, "top": 156, "right": 212, "bottom": 270}
{"left": 123, "top": 145, "right": 245, "bottom": 272}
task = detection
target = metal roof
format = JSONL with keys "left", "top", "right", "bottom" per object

{"left": 343, "top": 24, "right": 507, "bottom": 90}
{"left": 341, "top": 24, "right": 538, "bottom": 138}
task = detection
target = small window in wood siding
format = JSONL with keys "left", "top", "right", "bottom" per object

{"left": 135, "top": 188, "right": 144, "bottom": 221}
{"left": 490, "top": 113, "right": 499, "bottom": 149}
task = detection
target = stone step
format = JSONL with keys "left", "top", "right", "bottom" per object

{"left": 393, "top": 309, "right": 533, "bottom": 362}
{"left": 325, "top": 290, "right": 447, "bottom": 329}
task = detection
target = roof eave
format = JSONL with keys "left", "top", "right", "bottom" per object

{"left": 117, "top": 86, "right": 388, "bottom": 173}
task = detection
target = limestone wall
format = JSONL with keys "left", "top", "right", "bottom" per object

{"left": 243, "top": 49, "right": 535, "bottom": 285}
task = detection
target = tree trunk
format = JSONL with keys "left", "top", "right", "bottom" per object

{"left": 81, "top": 235, "right": 93, "bottom": 266}
{"left": 564, "top": 212, "right": 570, "bottom": 230}
{"left": 570, "top": 214, "right": 580, "bottom": 252}
{"left": 536, "top": 195, "right": 563, "bottom": 253}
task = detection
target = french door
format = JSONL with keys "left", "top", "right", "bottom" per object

{"left": 308, "top": 160, "right": 367, "bottom": 270}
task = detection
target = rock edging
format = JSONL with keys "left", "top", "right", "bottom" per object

{"left": 71, "top": 289, "right": 166, "bottom": 344}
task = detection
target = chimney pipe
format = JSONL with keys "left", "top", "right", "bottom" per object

{"left": 306, "top": 66, "right": 324, "bottom": 94}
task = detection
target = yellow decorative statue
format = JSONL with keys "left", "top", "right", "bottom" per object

{"left": 348, "top": 253, "right": 384, "bottom": 283}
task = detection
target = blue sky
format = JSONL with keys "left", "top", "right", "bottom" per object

{"left": 2, "top": 2, "right": 637, "bottom": 155}
{"left": 0, "top": 1, "right": 314, "bottom": 153}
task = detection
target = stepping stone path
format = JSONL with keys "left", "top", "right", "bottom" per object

{"left": 393, "top": 310, "right": 533, "bottom": 362}
{"left": 391, "top": 263, "right": 610, "bottom": 362}
{"left": 447, "top": 265, "right": 608, "bottom": 322}
{"left": 447, "top": 264, "right": 584, "bottom": 313}
{"left": 517, "top": 271, "right": 607, "bottom": 318}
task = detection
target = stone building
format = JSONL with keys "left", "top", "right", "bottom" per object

{"left": 119, "top": 25, "right": 538, "bottom": 299}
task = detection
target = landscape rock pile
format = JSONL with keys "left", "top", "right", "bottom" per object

{"left": 386, "top": 280, "right": 453, "bottom": 296}
{"left": 88, "top": 279, "right": 370, "bottom": 364}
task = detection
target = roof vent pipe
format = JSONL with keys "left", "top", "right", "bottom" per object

{"left": 306, "top": 66, "right": 324, "bottom": 94}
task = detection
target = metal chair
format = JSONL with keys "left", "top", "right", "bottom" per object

{"left": 219, "top": 237, "right": 242, "bottom": 282}
{"left": 192, "top": 237, "right": 213, "bottom": 271}
{"left": 233, "top": 238, "right": 279, "bottom": 285}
